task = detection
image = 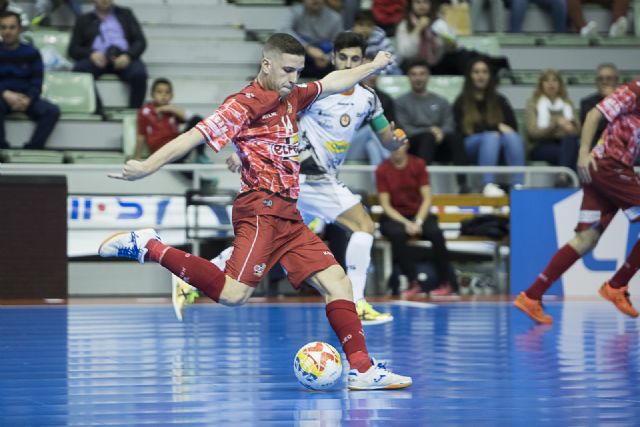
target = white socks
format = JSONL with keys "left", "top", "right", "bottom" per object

{"left": 345, "top": 231, "right": 374, "bottom": 302}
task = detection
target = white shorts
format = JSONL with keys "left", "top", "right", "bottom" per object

{"left": 298, "top": 174, "right": 361, "bottom": 223}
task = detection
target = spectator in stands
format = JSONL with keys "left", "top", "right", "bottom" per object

{"left": 351, "top": 10, "right": 402, "bottom": 75}
{"left": 325, "top": 0, "right": 361, "bottom": 29}
{"left": 470, "top": 0, "right": 505, "bottom": 33}
{"left": 0, "top": 0, "right": 28, "bottom": 28}
{"left": 134, "top": 78, "right": 208, "bottom": 164}
{"left": 580, "top": 63, "right": 619, "bottom": 147}
{"left": 395, "top": 59, "right": 469, "bottom": 193}
{"left": 345, "top": 53, "right": 395, "bottom": 165}
{"left": 32, "top": 0, "right": 82, "bottom": 27}
{"left": 284, "top": 0, "right": 343, "bottom": 78}
{"left": 509, "top": 0, "right": 567, "bottom": 33}
{"left": 396, "top": 0, "right": 511, "bottom": 76}
{"left": 0, "top": 11, "right": 60, "bottom": 150}
{"left": 68, "top": 0, "right": 147, "bottom": 111}
{"left": 526, "top": 69, "right": 580, "bottom": 186}
{"left": 372, "top": 0, "right": 406, "bottom": 36}
{"left": 376, "top": 142, "right": 458, "bottom": 298}
{"left": 453, "top": 57, "right": 525, "bottom": 197}
{"left": 566, "top": 0, "right": 629, "bottom": 37}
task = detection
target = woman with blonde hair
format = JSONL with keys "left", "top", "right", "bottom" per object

{"left": 526, "top": 69, "right": 580, "bottom": 186}
{"left": 453, "top": 57, "right": 525, "bottom": 196}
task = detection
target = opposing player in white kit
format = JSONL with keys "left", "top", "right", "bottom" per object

{"left": 173, "top": 33, "right": 406, "bottom": 324}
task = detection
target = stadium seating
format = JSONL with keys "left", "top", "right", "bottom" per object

{"left": 42, "top": 72, "right": 96, "bottom": 114}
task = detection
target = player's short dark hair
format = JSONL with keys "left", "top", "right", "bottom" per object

{"left": 151, "top": 78, "right": 172, "bottom": 93}
{"left": 264, "top": 33, "right": 305, "bottom": 57}
{"left": 405, "top": 58, "right": 431, "bottom": 73}
{"left": 353, "top": 10, "right": 375, "bottom": 25}
{"left": 0, "top": 11, "right": 22, "bottom": 27}
{"left": 333, "top": 32, "right": 367, "bottom": 56}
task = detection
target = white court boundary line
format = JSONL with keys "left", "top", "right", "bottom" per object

{"left": 391, "top": 300, "right": 437, "bottom": 309}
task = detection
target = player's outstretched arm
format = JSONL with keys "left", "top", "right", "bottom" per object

{"left": 318, "top": 51, "right": 391, "bottom": 99}
{"left": 109, "top": 128, "right": 204, "bottom": 181}
{"left": 577, "top": 107, "right": 602, "bottom": 184}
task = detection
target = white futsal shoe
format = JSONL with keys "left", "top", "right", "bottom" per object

{"left": 348, "top": 358, "right": 412, "bottom": 390}
{"left": 98, "top": 228, "right": 160, "bottom": 263}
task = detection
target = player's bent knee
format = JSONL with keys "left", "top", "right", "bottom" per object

{"left": 218, "top": 278, "right": 253, "bottom": 307}
{"left": 570, "top": 229, "right": 601, "bottom": 255}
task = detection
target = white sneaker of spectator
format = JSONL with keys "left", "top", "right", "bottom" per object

{"left": 609, "top": 17, "right": 628, "bottom": 37}
{"left": 580, "top": 21, "right": 598, "bottom": 37}
{"left": 482, "top": 183, "right": 505, "bottom": 197}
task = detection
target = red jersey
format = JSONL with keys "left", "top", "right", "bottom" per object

{"left": 375, "top": 155, "right": 430, "bottom": 217}
{"left": 196, "top": 80, "right": 322, "bottom": 220}
{"left": 594, "top": 80, "right": 640, "bottom": 166}
{"left": 137, "top": 103, "right": 183, "bottom": 153}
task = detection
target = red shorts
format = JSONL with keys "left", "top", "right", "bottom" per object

{"left": 225, "top": 215, "right": 338, "bottom": 287}
{"left": 576, "top": 158, "right": 640, "bottom": 231}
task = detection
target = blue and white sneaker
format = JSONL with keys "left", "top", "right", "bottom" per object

{"left": 348, "top": 358, "right": 412, "bottom": 390}
{"left": 98, "top": 228, "right": 160, "bottom": 263}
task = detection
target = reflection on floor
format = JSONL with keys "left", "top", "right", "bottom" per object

{"left": 1, "top": 299, "right": 639, "bottom": 425}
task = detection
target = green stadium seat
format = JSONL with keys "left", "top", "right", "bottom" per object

{"left": 457, "top": 36, "right": 501, "bottom": 56}
{"left": 0, "top": 149, "right": 64, "bottom": 163}
{"left": 64, "top": 151, "right": 126, "bottom": 164}
{"left": 376, "top": 75, "right": 410, "bottom": 99}
{"left": 42, "top": 72, "right": 96, "bottom": 114}
{"left": 29, "top": 30, "right": 71, "bottom": 58}
{"left": 121, "top": 114, "right": 139, "bottom": 158}
{"left": 428, "top": 75, "right": 464, "bottom": 103}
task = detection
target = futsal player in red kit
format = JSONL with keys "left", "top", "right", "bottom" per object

{"left": 98, "top": 33, "right": 411, "bottom": 390}
{"left": 515, "top": 79, "right": 640, "bottom": 324}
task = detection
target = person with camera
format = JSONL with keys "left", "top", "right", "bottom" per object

{"left": 68, "top": 0, "right": 147, "bottom": 111}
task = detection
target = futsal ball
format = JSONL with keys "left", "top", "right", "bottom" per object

{"left": 293, "top": 341, "right": 342, "bottom": 390}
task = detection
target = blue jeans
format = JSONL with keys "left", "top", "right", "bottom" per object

{"left": 509, "top": 0, "right": 568, "bottom": 33}
{"left": 464, "top": 131, "right": 525, "bottom": 184}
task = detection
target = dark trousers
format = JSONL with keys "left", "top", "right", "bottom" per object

{"left": 409, "top": 131, "right": 468, "bottom": 186}
{"left": 379, "top": 214, "right": 455, "bottom": 287}
{"left": 530, "top": 136, "right": 579, "bottom": 170}
{"left": 0, "top": 97, "right": 60, "bottom": 149}
{"left": 73, "top": 58, "right": 148, "bottom": 111}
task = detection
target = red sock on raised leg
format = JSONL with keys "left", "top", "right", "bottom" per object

{"left": 526, "top": 244, "right": 580, "bottom": 300}
{"left": 146, "top": 240, "right": 226, "bottom": 302}
{"left": 326, "top": 300, "right": 372, "bottom": 373}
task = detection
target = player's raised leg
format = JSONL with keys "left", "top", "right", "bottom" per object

{"left": 337, "top": 203, "right": 393, "bottom": 325}
{"left": 305, "top": 265, "right": 411, "bottom": 390}
{"left": 514, "top": 227, "right": 601, "bottom": 324}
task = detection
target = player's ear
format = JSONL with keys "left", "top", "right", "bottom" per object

{"left": 261, "top": 57, "right": 271, "bottom": 75}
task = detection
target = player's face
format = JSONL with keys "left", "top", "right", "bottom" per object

{"left": 0, "top": 16, "right": 20, "bottom": 47}
{"left": 332, "top": 47, "right": 363, "bottom": 71}
{"left": 265, "top": 53, "right": 305, "bottom": 97}
{"left": 541, "top": 75, "right": 560, "bottom": 98}
{"left": 470, "top": 61, "right": 490, "bottom": 91}
{"left": 411, "top": 0, "right": 431, "bottom": 17}
{"left": 408, "top": 65, "right": 430, "bottom": 93}
{"left": 151, "top": 83, "right": 172, "bottom": 106}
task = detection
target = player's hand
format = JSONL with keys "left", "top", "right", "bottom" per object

{"left": 108, "top": 159, "right": 152, "bottom": 181}
{"left": 389, "top": 121, "right": 408, "bottom": 150}
{"left": 577, "top": 151, "right": 597, "bottom": 184}
{"left": 226, "top": 153, "right": 241, "bottom": 173}
{"left": 371, "top": 51, "right": 392, "bottom": 71}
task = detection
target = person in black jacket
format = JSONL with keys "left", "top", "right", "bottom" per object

{"left": 68, "top": 0, "right": 147, "bottom": 110}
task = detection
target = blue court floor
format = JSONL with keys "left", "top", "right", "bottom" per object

{"left": 1, "top": 298, "right": 640, "bottom": 426}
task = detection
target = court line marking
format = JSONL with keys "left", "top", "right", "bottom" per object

{"left": 391, "top": 300, "right": 437, "bottom": 308}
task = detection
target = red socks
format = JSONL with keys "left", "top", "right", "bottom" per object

{"left": 610, "top": 239, "right": 640, "bottom": 288}
{"left": 146, "top": 240, "right": 226, "bottom": 302}
{"left": 325, "top": 300, "right": 372, "bottom": 373}
{"left": 526, "top": 244, "right": 581, "bottom": 300}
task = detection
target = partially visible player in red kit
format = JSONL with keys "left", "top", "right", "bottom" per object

{"left": 98, "top": 33, "right": 411, "bottom": 390}
{"left": 515, "top": 79, "right": 640, "bottom": 324}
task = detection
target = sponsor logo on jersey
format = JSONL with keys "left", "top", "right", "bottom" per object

{"left": 325, "top": 140, "right": 350, "bottom": 154}
{"left": 263, "top": 199, "right": 273, "bottom": 207}
{"left": 261, "top": 111, "right": 277, "bottom": 120}
{"left": 253, "top": 263, "right": 266, "bottom": 277}
{"left": 270, "top": 143, "right": 300, "bottom": 158}
{"left": 340, "top": 114, "right": 351, "bottom": 127}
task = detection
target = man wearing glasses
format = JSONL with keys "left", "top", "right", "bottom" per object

{"left": 580, "top": 63, "right": 620, "bottom": 148}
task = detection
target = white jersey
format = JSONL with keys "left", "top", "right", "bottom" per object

{"left": 298, "top": 84, "right": 385, "bottom": 176}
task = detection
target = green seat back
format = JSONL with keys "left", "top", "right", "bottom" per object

{"left": 428, "top": 75, "right": 464, "bottom": 103}
{"left": 457, "top": 36, "right": 501, "bottom": 56}
{"left": 0, "top": 149, "right": 64, "bottom": 164}
{"left": 42, "top": 72, "right": 96, "bottom": 114}
{"left": 377, "top": 75, "right": 411, "bottom": 99}
{"left": 65, "top": 151, "right": 126, "bottom": 164}
{"left": 29, "top": 30, "right": 71, "bottom": 58}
